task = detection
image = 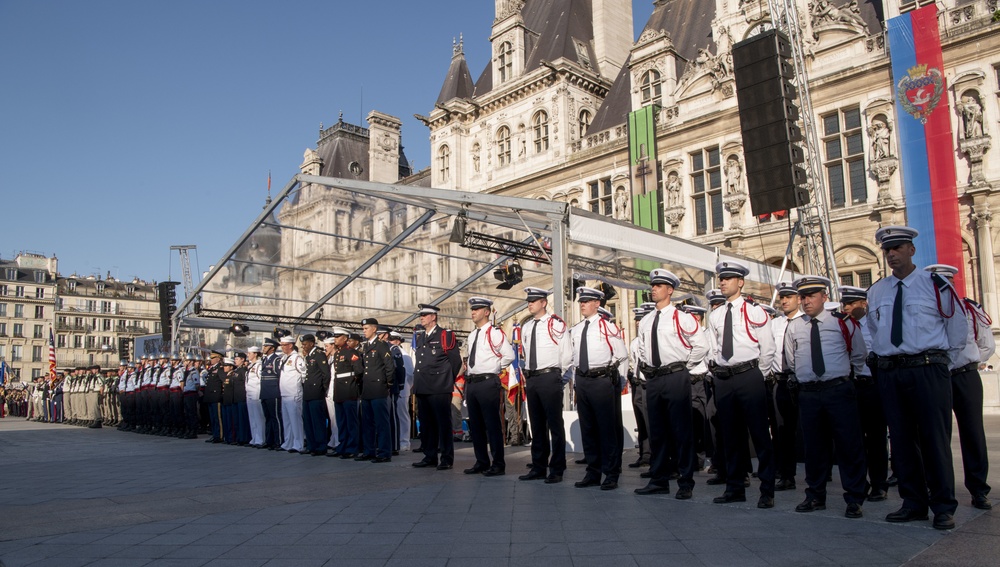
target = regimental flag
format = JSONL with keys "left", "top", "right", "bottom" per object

{"left": 628, "top": 105, "right": 664, "bottom": 232}
{"left": 48, "top": 328, "right": 58, "bottom": 382}
{"left": 505, "top": 323, "right": 523, "bottom": 404}
{"left": 887, "top": 5, "right": 965, "bottom": 293}
{"left": 0, "top": 360, "right": 7, "bottom": 385}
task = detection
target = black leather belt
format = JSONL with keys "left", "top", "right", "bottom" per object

{"left": 853, "top": 374, "right": 875, "bottom": 384}
{"left": 640, "top": 361, "right": 687, "bottom": 377}
{"left": 466, "top": 373, "right": 498, "bottom": 384}
{"left": 712, "top": 359, "right": 759, "bottom": 379}
{"left": 690, "top": 373, "right": 707, "bottom": 384}
{"left": 577, "top": 367, "right": 612, "bottom": 378}
{"left": 797, "top": 376, "right": 851, "bottom": 392}
{"left": 524, "top": 367, "right": 560, "bottom": 378}
{"left": 874, "top": 350, "right": 948, "bottom": 370}
{"left": 951, "top": 362, "right": 979, "bottom": 376}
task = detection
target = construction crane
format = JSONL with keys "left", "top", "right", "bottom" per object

{"left": 169, "top": 245, "right": 198, "bottom": 300}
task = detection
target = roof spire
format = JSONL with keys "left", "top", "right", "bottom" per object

{"left": 453, "top": 34, "right": 464, "bottom": 58}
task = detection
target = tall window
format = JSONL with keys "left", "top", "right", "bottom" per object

{"left": 14, "top": 304, "right": 23, "bottom": 318}
{"left": 691, "top": 146, "right": 724, "bottom": 235}
{"left": 0, "top": 303, "right": 5, "bottom": 316}
{"left": 34, "top": 305, "right": 44, "bottom": 319}
{"left": 0, "top": 323, "right": 5, "bottom": 336}
{"left": 15, "top": 286, "right": 24, "bottom": 297}
{"left": 13, "top": 323, "right": 23, "bottom": 338}
{"left": 57, "top": 334, "right": 66, "bottom": 348}
{"left": 437, "top": 244, "right": 451, "bottom": 282}
{"left": 498, "top": 41, "right": 513, "bottom": 82}
{"left": 532, "top": 111, "right": 549, "bottom": 153}
{"left": 839, "top": 270, "right": 873, "bottom": 288}
{"left": 578, "top": 109, "right": 592, "bottom": 138}
{"left": 823, "top": 107, "right": 866, "bottom": 208}
{"left": 438, "top": 145, "right": 450, "bottom": 182}
{"left": 640, "top": 69, "right": 662, "bottom": 104}
{"left": 32, "top": 345, "right": 42, "bottom": 362}
{"left": 496, "top": 126, "right": 512, "bottom": 166}
{"left": 35, "top": 287, "right": 44, "bottom": 298}
{"left": 33, "top": 324, "right": 42, "bottom": 339}
{"left": 588, "top": 178, "right": 614, "bottom": 216}
{"left": 11, "top": 345, "right": 22, "bottom": 362}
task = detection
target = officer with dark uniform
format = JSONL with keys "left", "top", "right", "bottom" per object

{"left": 867, "top": 226, "right": 968, "bottom": 530}
{"left": 202, "top": 350, "right": 225, "bottom": 443}
{"left": 769, "top": 281, "right": 802, "bottom": 491}
{"left": 463, "top": 297, "right": 515, "bottom": 476}
{"left": 329, "top": 328, "right": 363, "bottom": 458}
{"left": 259, "top": 338, "right": 283, "bottom": 450}
{"left": 634, "top": 270, "right": 709, "bottom": 499}
{"left": 570, "top": 286, "right": 629, "bottom": 490}
{"left": 925, "top": 264, "right": 994, "bottom": 510}
{"left": 518, "top": 287, "right": 572, "bottom": 484}
{"left": 220, "top": 357, "right": 237, "bottom": 444}
{"left": 678, "top": 303, "right": 713, "bottom": 471}
{"left": 380, "top": 326, "right": 405, "bottom": 456}
{"left": 708, "top": 261, "right": 776, "bottom": 509}
{"left": 358, "top": 318, "right": 395, "bottom": 463}
{"left": 232, "top": 351, "right": 250, "bottom": 446}
{"left": 181, "top": 354, "right": 201, "bottom": 439}
{"left": 300, "top": 334, "right": 331, "bottom": 456}
{"left": 840, "top": 285, "right": 889, "bottom": 502}
{"left": 411, "top": 304, "right": 463, "bottom": 470}
{"left": 784, "top": 276, "right": 868, "bottom": 519}
{"left": 626, "top": 303, "right": 653, "bottom": 472}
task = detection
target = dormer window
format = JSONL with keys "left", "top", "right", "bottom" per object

{"left": 578, "top": 109, "right": 592, "bottom": 139}
{"left": 67, "top": 280, "right": 77, "bottom": 292}
{"left": 498, "top": 41, "right": 513, "bottom": 82}
{"left": 126, "top": 284, "right": 135, "bottom": 295}
{"left": 4, "top": 268, "right": 15, "bottom": 280}
{"left": 96, "top": 281, "right": 106, "bottom": 294}
{"left": 640, "top": 69, "right": 662, "bottom": 104}
{"left": 34, "top": 270, "right": 45, "bottom": 283}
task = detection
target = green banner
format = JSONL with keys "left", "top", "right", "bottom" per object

{"left": 628, "top": 105, "right": 663, "bottom": 287}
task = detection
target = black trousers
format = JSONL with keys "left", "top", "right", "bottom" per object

{"left": 261, "top": 397, "right": 283, "bottom": 448}
{"left": 466, "top": 377, "right": 505, "bottom": 469}
{"left": 525, "top": 371, "right": 566, "bottom": 475}
{"left": 646, "top": 369, "right": 695, "bottom": 490}
{"left": 389, "top": 390, "right": 400, "bottom": 452}
{"left": 799, "top": 379, "right": 868, "bottom": 505}
{"left": 630, "top": 379, "right": 650, "bottom": 462}
{"left": 951, "top": 367, "right": 991, "bottom": 498}
{"left": 169, "top": 392, "right": 183, "bottom": 430}
{"left": 183, "top": 394, "right": 199, "bottom": 432}
{"left": 714, "top": 367, "right": 775, "bottom": 496}
{"left": 878, "top": 363, "right": 957, "bottom": 515}
{"left": 416, "top": 393, "right": 454, "bottom": 466}
{"left": 768, "top": 379, "right": 799, "bottom": 481}
{"left": 854, "top": 377, "right": 889, "bottom": 492}
{"left": 575, "top": 372, "right": 623, "bottom": 481}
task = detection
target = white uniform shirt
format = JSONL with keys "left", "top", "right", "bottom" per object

{"left": 867, "top": 270, "right": 968, "bottom": 361}
{"left": 521, "top": 313, "right": 572, "bottom": 373}
{"left": 279, "top": 351, "right": 306, "bottom": 400}
{"left": 636, "top": 304, "right": 710, "bottom": 369}
{"left": 784, "top": 311, "right": 867, "bottom": 382}
{"left": 570, "top": 314, "right": 628, "bottom": 377}
{"left": 708, "top": 296, "right": 776, "bottom": 371}
{"left": 466, "top": 323, "right": 514, "bottom": 376}
{"left": 246, "top": 359, "right": 262, "bottom": 400}
{"left": 771, "top": 309, "right": 802, "bottom": 375}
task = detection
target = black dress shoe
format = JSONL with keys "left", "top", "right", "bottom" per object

{"left": 627, "top": 459, "right": 650, "bottom": 468}
{"left": 795, "top": 498, "right": 826, "bottom": 513}
{"left": 436, "top": 463, "right": 452, "bottom": 470}
{"left": 933, "top": 513, "right": 955, "bottom": 530}
{"left": 354, "top": 454, "right": 372, "bottom": 461}
{"left": 757, "top": 495, "right": 774, "bottom": 509}
{"left": 519, "top": 470, "right": 546, "bottom": 481}
{"left": 574, "top": 458, "right": 587, "bottom": 464}
{"left": 544, "top": 474, "right": 563, "bottom": 484}
{"left": 483, "top": 467, "right": 505, "bottom": 477}
{"left": 639, "top": 471, "right": 652, "bottom": 479}
{"left": 845, "top": 503, "right": 863, "bottom": 519}
{"left": 464, "top": 465, "right": 488, "bottom": 475}
{"left": 706, "top": 475, "right": 727, "bottom": 485}
{"left": 885, "top": 507, "right": 928, "bottom": 523}
{"left": 972, "top": 494, "right": 993, "bottom": 510}
{"left": 774, "top": 479, "right": 796, "bottom": 491}
{"left": 634, "top": 483, "right": 671, "bottom": 495}
{"left": 575, "top": 477, "right": 601, "bottom": 488}
{"left": 867, "top": 489, "right": 888, "bottom": 502}
{"left": 713, "top": 492, "right": 746, "bottom": 504}
{"left": 392, "top": 450, "right": 399, "bottom": 456}
{"left": 412, "top": 459, "right": 436, "bottom": 468}
{"left": 371, "top": 456, "right": 391, "bottom": 463}
{"left": 287, "top": 449, "right": 299, "bottom": 454}
{"left": 600, "top": 479, "right": 618, "bottom": 491}
{"left": 886, "top": 474, "right": 898, "bottom": 487}
{"left": 311, "top": 451, "right": 326, "bottom": 456}
{"left": 675, "top": 488, "right": 693, "bottom": 500}
{"left": 339, "top": 453, "right": 357, "bottom": 459}
{"left": 327, "top": 451, "right": 341, "bottom": 457}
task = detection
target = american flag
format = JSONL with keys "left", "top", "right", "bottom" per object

{"left": 48, "top": 328, "right": 58, "bottom": 382}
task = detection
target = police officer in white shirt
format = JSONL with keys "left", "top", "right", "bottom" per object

{"left": 708, "top": 260, "right": 777, "bottom": 508}
{"left": 770, "top": 281, "right": 802, "bottom": 491}
{"left": 278, "top": 335, "right": 306, "bottom": 453}
{"left": 925, "top": 264, "right": 994, "bottom": 511}
{"left": 463, "top": 297, "right": 515, "bottom": 476}
{"left": 570, "top": 286, "right": 629, "bottom": 490}
{"left": 245, "top": 346, "right": 266, "bottom": 448}
{"left": 518, "top": 287, "right": 573, "bottom": 484}
{"left": 867, "top": 226, "right": 968, "bottom": 530}
{"left": 634, "top": 270, "right": 709, "bottom": 499}
{"left": 784, "top": 276, "right": 868, "bottom": 519}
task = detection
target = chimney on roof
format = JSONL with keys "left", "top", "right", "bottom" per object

{"left": 592, "top": 0, "right": 633, "bottom": 78}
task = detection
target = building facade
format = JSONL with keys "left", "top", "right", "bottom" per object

{"left": 0, "top": 253, "right": 58, "bottom": 381}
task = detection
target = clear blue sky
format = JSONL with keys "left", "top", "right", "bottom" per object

{"left": 1, "top": 0, "right": 655, "bottom": 285}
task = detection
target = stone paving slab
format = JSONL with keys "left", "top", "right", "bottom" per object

{"left": 0, "top": 417, "right": 997, "bottom": 567}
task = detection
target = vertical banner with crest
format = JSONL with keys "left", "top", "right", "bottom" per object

{"left": 628, "top": 105, "right": 663, "bottom": 291}
{"left": 887, "top": 5, "right": 964, "bottom": 293}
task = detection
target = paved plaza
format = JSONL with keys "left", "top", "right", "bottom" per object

{"left": 0, "top": 417, "right": 998, "bottom": 567}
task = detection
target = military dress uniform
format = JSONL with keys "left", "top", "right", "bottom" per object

{"left": 708, "top": 261, "right": 777, "bottom": 507}
{"left": 301, "top": 339, "right": 332, "bottom": 455}
{"left": 259, "top": 338, "right": 283, "bottom": 449}
{"left": 784, "top": 276, "right": 869, "bottom": 518}
{"left": 181, "top": 356, "right": 201, "bottom": 438}
{"left": 867, "top": 226, "right": 968, "bottom": 528}
{"left": 331, "top": 329, "right": 364, "bottom": 457}
{"left": 168, "top": 359, "right": 185, "bottom": 436}
{"left": 769, "top": 281, "right": 802, "bottom": 490}
{"left": 220, "top": 359, "right": 237, "bottom": 444}
{"left": 463, "top": 298, "right": 515, "bottom": 475}
{"left": 202, "top": 355, "right": 225, "bottom": 443}
{"left": 570, "top": 287, "right": 629, "bottom": 490}
{"left": 232, "top": 355, "right": 250, "bottom": 445}
{"left": 359, "top": 323, "right": 396, "bottom": 462}
{"left": 411, "top": 304, "right": 463, "bottom": 469}
{"left": 279, "top": 337, "right": 307, "bottom": 453}
{"left": 925, "top": 264, "right": 995, "bottom": 510}
{"left": 519, "top": 287, "right": 573, "bottom": 483}
{"left": 634, "top": 270, "right": 710, "bottom": 498}
{"left": 245, "top": 347, "right": 267, "bottom": 447}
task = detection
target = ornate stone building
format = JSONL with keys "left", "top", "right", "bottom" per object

{"left": 0, "top": 253, "right": 58, "bottom": 381}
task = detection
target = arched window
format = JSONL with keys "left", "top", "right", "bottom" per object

{"left": 578, "top": 109, "right": 592, "bottom": 138}
{"left": 498, "top": 41, "right": 513, "bottom": 82}
{"left": 640, "top": 69, "right": 662, "bottom": 104}
{"left": 532, "top": 111, "right": 549, "bottom": 153}
{"left": 437, "top": 145, "right": 450, "bottom": 182}
{"left": 496, "top": 126, "right": 512, "bottom": 166}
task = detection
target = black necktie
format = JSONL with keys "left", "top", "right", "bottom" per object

{"left": 579, "top": 320, "right": 590, "bottom": 373}
{"left": 650, "top": 310, "right": 662, "bottom": 367}
{"left": 722, "top": 303, "right": 734, "bottom": 360}
{"left": 810, "top": 318, "right": 825, "bottom": 377}
{"left": 469, "top": 328, "right": 480, "bottom": 369}
{"left": 529, "top": 320, "right": 539, "bottom": 371}
{"left": 891, "top": 281, "right": 904, "bottom": 347}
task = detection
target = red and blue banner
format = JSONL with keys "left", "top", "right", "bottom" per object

{"left": 887, "top": 5, "right": 964, "bottom": 293}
